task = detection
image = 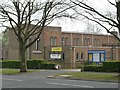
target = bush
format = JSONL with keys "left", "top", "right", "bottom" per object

{"left": 2, "top": 60, "right": 20, "bottom": 69}
{"left": 84, "top": 65, "right": 103, "bottom": 72}
{"left": 41, "top": 64, "right": 55, "bottom": 69}
{"left": 84, "top": 61, "right": 120, "bottom": 72}
{"left": 2, "top": 60, "right": 57, "bottom": 69}
{"left": 103, "top": 61, "right": 120, "bottom": 72}
{"left": 27, "top": 60, "right": 45, "bottom": 69}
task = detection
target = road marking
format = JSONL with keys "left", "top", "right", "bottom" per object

{"left": 0, "top": 78, "right": 23, "bottom": 82}
{"left": 46, "top": 82, "right": 94, "bottom": 88}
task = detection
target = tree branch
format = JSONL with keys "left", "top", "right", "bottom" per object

{"left": 76, "top": 11, "right": 120, "bottom": 41}
{"left": 71, "top": 0, "right": 118, "bottom": 27}
{"left": 107, "top": 0, "right": 117, "bottom": 7}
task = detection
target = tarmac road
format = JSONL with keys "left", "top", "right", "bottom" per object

{"left": 1, "top": 69, "right": 119, "bottom": 89}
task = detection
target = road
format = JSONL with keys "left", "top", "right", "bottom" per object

{"left": 1, "top": 70, "right": 119, "bottom": 88}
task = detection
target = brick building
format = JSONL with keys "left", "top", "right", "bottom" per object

{"left": 3, "top": 26, "right": 120, "bottom": 68}
{"left": 0, "top": 42, "right": 3, "bottom": 60}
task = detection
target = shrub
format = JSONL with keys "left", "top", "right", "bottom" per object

{"left": 103, "top": 61, "right": 120, "bottom": 72}
{"left": 2, "top": 60, "right": 57, "bottom": 69}
{"left": 41, "top": 64, "right": 55, "bottom": 69}
{"left": 2, "top": 60, "right": 20, "bottom": 69}
{"left": 27, "top": 60, "right": 45, "bottom": 69}
{"left": 84, "top": 65, "right": 103, "bottom": 72}
{"left": 84, "top": 61, "right": 120, "bottom": 72}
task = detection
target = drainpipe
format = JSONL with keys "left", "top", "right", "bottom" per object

{"left": 82, "top": 33, "right": 83, "bottom": 46}
{"left": 2, "top": 36, "right": 3, "bottom": 60}
{"left": 108, "top": 35, "right": 109, "bottom": 44}
{"left": 70, "top": 33, "right": 73, "bottom": 69}
{"left": 44, "top": 46, "right": 46, "bottom": 60}
{"left": 92, "top": 34, "right": 94, "bottom": 46}
{"left": 73, "top": 47, "right": 76, "bottom": 69}
{"left": 70, "top": 33, "right": 73, "bottom": 46}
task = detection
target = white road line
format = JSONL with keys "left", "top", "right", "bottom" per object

{"left": 46, "top": 82, "right": 94, "bottom": 88}
{"left": 0, "top": 78, "right": 23, "bottom": 82}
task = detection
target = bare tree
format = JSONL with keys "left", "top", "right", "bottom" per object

{"left": 0, "top": 0, "right": 75, "bottom": 72}
{"left": 71, "top": 0, "right": 120, "bottom": 41}
{"left": 84, "top": 21, "right": 102, "bottom": 34}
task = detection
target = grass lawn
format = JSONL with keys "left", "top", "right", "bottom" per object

{"left": 57, "top": 72, "right": 119, "bottom": 82}
{"left": 0, "top": 69, "right": 39, "bottom": 75}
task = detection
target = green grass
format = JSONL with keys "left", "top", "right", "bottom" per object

{"left": 0, "top": 69, "right": 39, "bottom": 75}
{"left": 57, "top": 72, "right": 119, "bottom": 81}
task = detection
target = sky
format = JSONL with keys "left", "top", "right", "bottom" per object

{"left": 0, "top": 0, "right": 117, "bottom": 35}
{"left": 49, "top": 0, "right": 116, "bottom": 34}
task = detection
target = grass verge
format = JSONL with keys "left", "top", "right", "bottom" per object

{"left": 0, "top": 69, "right": 39, "bottom": 75}
{"left": 56, "top": 72, "right": 119, "bottom": 82}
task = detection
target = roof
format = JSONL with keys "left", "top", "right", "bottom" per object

{"left": 62, "top": 31, "right": 113, "bottom": 37}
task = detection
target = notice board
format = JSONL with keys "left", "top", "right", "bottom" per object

{"left": 88, "top": 50, "right": 106, "bottom": 62}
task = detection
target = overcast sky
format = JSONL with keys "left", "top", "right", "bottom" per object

{"left": 0, "top": 0, "right": 116, "bottom": 34}
{"left": 48, "top": 0, "right": 116, "bottom": 34}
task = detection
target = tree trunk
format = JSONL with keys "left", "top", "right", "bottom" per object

{"left": 19, "top": 42, "right": 27, "bottom": 72}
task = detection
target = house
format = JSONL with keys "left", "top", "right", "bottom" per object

{"left": 3, "top": 26, "right": 120, "bottom": 68}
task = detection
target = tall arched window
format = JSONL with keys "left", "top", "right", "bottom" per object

{"left": 62, "top": 37, "right": 68, "bottom": 46}
{"left": 65, "top": 37, "right": 68, "bottom": 45}
{"left": 50, "top": 37, "right": 53, "bottom": 46}
{"left": 84, "top": 38, "right": 87, "bottom": 46}
{"left": 94, "top": 38, "right": 97, "bottom": 46}
{"left": 50, "top": 36, "right": 57, "bottom": 46}
{"left": 74, "top": 38, "right": 77, "bottom": 46}
{"left": 62, "top": 37, "right": 65, "bottom": 45}
{"left": 54, "top": 37, "right": 57, "bottom": 46}
{"left": 84, "top": 38, "right": 90, "bottom": 46}
{"left": 94, "top": 38, "right": 100, "bottom": 46}
{"left": 87, "top": 38, "right": 90, "bottom": 46}
{"left": 77, "top": 38, "right": 80, "bottom": 46}
{"left": 97, "top": 39, "right": 100, "bottom": 46}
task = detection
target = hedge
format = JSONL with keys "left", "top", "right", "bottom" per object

{"left": 84, "top": 61, "right": 120, "bottom": 72}
{"left": 40, "top": 64, "right": 55, "bottom": 69}
{"left": 1, "top": 60, "right": 56, "bottom": 69}
{"left": 27, "top": 60, "right": 45, "bottom": 69}
{"left": 103, "top": 61, "right": 120, "bottom": 72}
{"left": 2, "top": 60, "right": 20, "bottom": 69}
{"left": 84, "top": 65, "right": 103, "bottom": 72}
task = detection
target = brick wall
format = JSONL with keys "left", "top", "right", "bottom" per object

{"left": 0, "top": 42, "right": 2, "bottom": 59}
{"left": 3, "top": 26, "right": 120, "bottom": 69}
